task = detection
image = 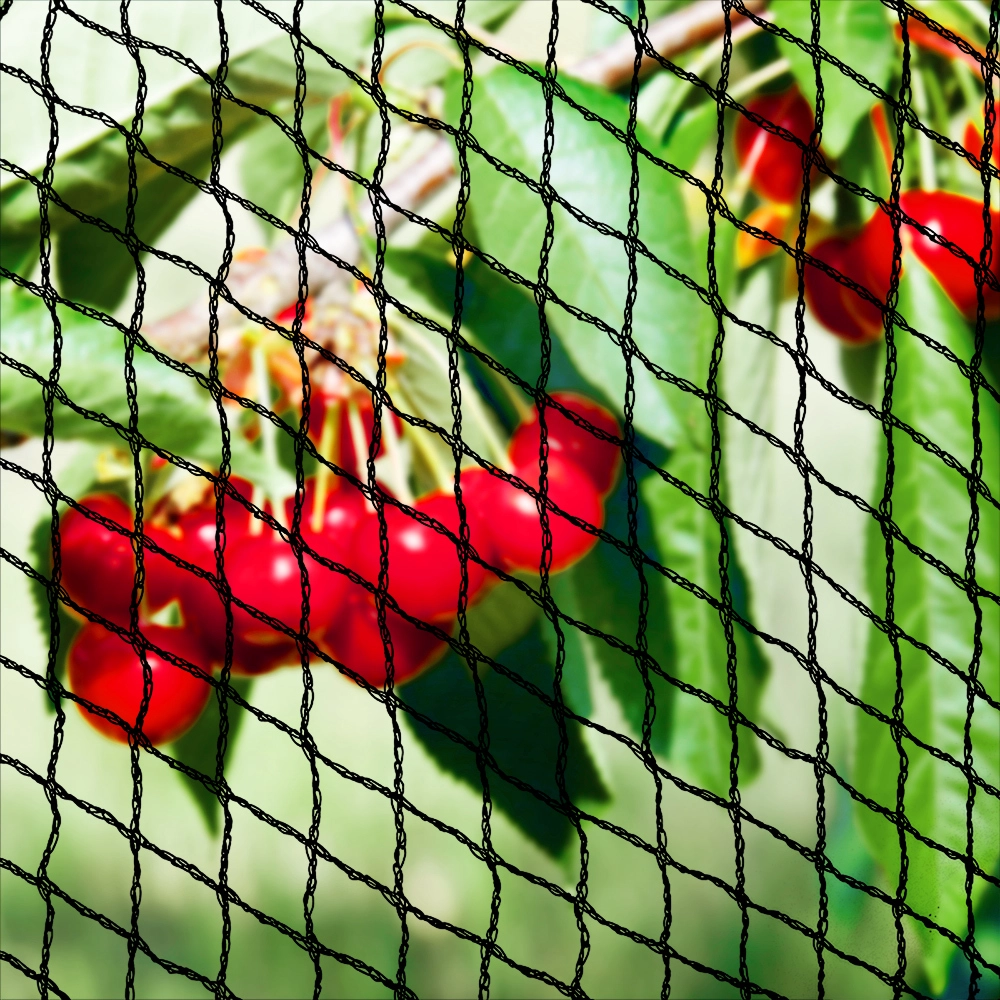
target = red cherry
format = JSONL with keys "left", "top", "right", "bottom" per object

{"left": 324, "top": 584, "right": 446, "bottom": 688}
{"left": 68, "top": 622, "right": 211, "bottom": 745}
{"left": 274, "top": 295, "right": 314, "bottom": 329}
{"left": 962, "top": 120, "right": 997, "bottom": 172}
{"left": 290, "top": 476, "right": 370, "bottom": 574}
{"left": 287, "top": 476, "right": 367, "bottom": 634}
{"left": 735, "top": 87, "right": 814, "bottom": 205}
{"left": 462, "top": 457, "right": 603, "bottom": 575}
{"left": 58, "top": 494, "right": 135, "bottom": 627}
{"left": 225, "top": 517, "right": 349, "bottom": 675}
{"left": 354, "top": 491, "right": 490, "bottom": 624}
{"left": 508, "top": 392, "right": 622, "bottom": 497}
{"left": 144, "top": 479, "right": 255, "bottom": 666}
{"left": 224, "top": 529, "right": 303, "bottom": 675}
{"left": 900, "top": 190, "right": 1000, "bottom": 320}
{"left": 805, "top": 211, "right": 894, "bottom": 344}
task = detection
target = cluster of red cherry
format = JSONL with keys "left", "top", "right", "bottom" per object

{"left": 58, "top": 392, "right": 620, "bottom": 746}
{"left": 734, "top": 85, "right": 1000, "bottom": 341}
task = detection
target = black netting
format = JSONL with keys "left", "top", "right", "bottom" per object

{"left": 0, "top": 1, "right": 998, "bottom": 998}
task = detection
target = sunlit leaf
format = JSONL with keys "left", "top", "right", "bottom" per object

{"left": 0, "top": 1, "right": 374, "bottom": 191}
{"left": 855, "top": 260, "right": 1000, "bottom": 994}
{"left": 1, "top": 5, "right": 375, "bottom": 308}
{"left": 386, "top": 0, "right": 523, "bottom": 31}
{"left": 1, "top": 282, "right": 220, "bottom": 460}
{"left": 450, "top": 65, "right": 715, "bottom": 451}
{"left": 240, "top": 103, "right": 335, "bottom": 241}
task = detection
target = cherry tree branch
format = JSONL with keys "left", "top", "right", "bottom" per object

{"left": 571, "top": 0, "right": 766, "bottom": 88}
{"left": 146, "top": 1, "right": 768, "bottom": 358}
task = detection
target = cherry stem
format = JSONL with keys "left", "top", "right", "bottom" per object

{"left": 250, "top": 342, "right": 288, "bottom": 534}
{"left": 379, "top": 400, "right": 415, "bottom": 505}
{"left": 394, "top": 318, "right": 511, "bottom": 469}
{"left": 347, "top": 398, "right": 414, "bottom": 506}
{"left": 405, "top": 418, "right": 453, "bottom": 494}
{"left": 312, "top": 398, "right": 340, "bottom": 534}
{"left": 910, "top": 65, "right": 937, "bottom": 191}
{"left": 870, "top": 104, "right": 894, "bottom": 179}
{"left": 728, "top": 57, "right": 791, "bottom": 103}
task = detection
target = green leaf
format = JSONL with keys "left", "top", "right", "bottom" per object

{"left": 0, "top": 230, "right": 38, "bottom": 280}
{"left": 662, "top": 100, "right": 720, "bottom": 174}
{"left": 401, "top": 621, "right": 608, "bottom": 857}
{"left": 172, "top": 677, "right": 254, "bottom": 834}
{"left": 240, "top": 103, "right": 333, "bottom": 242}
{"left": 541, "top": 571, "right": 592, "bottom": 720}
{"left": 839, "top": 339, "right": 884, "bottom": 405}
{"left": 385, "top": 1, "right": 523, "bottom": 31}
{"left": 855, "top": 260, "right": 1000, "bottom": 994}
{"left": 462, "top": 576, "right": 540, "bottom": 663}
{"left": 565, "top": 471, "right": 675, "bottom": 754}
{"left": 0, "top": 282, "right": 220, "bottom": 461}
{"left": 458, "top": 0, "right": 524, "bottom": 30}
{"left": 641, "top": 440, "right": 768, "bottom": 795}
{"left": 52, "top": 145, "right": 216, "bottom": 312}
{"left": 450, "top": 65, "right": 715, "bottom": 451}
{"left": 1, "top": 8, "right": 375, "bottom": 308}
{"left": 383, "top": 245, "right": 597, "bottom": 405}
{"left": 776, "top": 0, "right": 894, "bottom": 159}
{"left": 28, "top": 514, "right": 82, "bottom": 712}
{"left": 833, "top": 111, "right": 893, "bottom": 225}
{"left": 0, "top": 3, "right": 374, "bottom": 194}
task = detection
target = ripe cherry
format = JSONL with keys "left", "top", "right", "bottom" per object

{"left": 293, "top": 476, "right": 370, "bottom": 574}
{"left": 462, "top": 457, "right": 603, "bottom": 575}
{"left": 354, "top": 491, "right": 490, "bottom": 625}
{"left": 323, "top": 584, "right": 446, "bottom": 688}
{"left": 58, "top": 494, "right": 135, "bottom": 627}
{"left": 805, "top": 211, "right": 894, "bottom": 344}
{"left": 508, "top": 392, "right": 622, "bottom": 497}
{"left": 735, "top": 87, "right": 814, "bottom": 205}
{"left": 144, "top": 479, "right": 255, "bottom": 666}
{"left": 68, "top": 622, "right": 211, "bottom": 745}
{"left": 225, "top": 515, "right": 349, "bottom": 675}
{"left": 962, "top": 120, "right": 997, "bottom": 173}
{"left": 899, "top": 190, "right": 1000, "bottom": 320}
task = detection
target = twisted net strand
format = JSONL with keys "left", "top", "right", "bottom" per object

{"left": 0, "top": 2, "right": 997, "bottom": 999}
